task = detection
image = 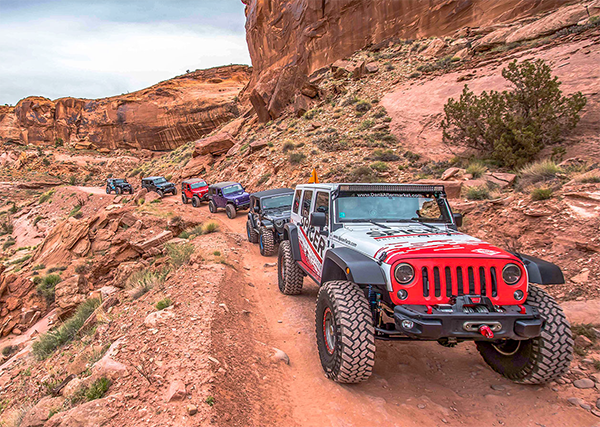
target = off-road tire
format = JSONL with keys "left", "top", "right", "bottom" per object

{"left": 191, "top": 196, "right": 201, "bottom": 208}
{"left": 246, "top": 221, "right": 258, "bottom": 243}
{"left": 476, "top": 285, "right": 573, "bottom": 384}
{"left": 129, "top": 188, "right": 133, "bottom": 194}
{"left": 315, "top": 281, "right": 375, "bottom": 383}
{"left": 116, "top": 187, "right": 122, "bottom": 195}
{"left": 105, "top": 187, "right": 111, "bottom": 194}
{"left": 157, "top": 189, "right": 164, "bottom": 198}
{"left": 277, "top": 240, "right": 303, "bottom": 295}
{"left": 259, "top": 227, "right": 275, "bottom": 256}
{"left": 208, "top": 200, "right": 217, "bottom": 213}
{"left": 226, "top": 204, "right": 237, "bottom": 219}
{"left": 182, "top": 194, "right": 188, "bottom": 204}
{"left": 172, "top": 188, "right": 177, "bottom": 195}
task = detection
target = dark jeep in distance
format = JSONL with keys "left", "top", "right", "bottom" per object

{"left": 141, "top": 176, "right": 177, "bottom": 197}
{"left": 247, "top": 188, "right": 294, "bottom": 256}
{"left": 106, "top": 178, "right": 133, "bottom": 195}
{"left": 208, "top": 182, "right": 250, "bottom": 219}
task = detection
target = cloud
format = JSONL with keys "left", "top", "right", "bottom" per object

{"left": 0, "top": 0, "right": 250, "bottom": 105}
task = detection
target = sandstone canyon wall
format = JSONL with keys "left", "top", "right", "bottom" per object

{"left": 242, "top": 0, "right": 573, "bottom": 121}
{"left": 0, "top": 65, "right": 252, "bottom": 151}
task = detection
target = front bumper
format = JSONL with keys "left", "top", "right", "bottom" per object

{"left": 393, "top": 298, "right": 542, "bottom": 341}
{"left": 236, "top": 202, "right": 250, "bottom": 210}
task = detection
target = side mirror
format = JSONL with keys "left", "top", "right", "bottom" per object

{"left": 310, "top": 212, "right": 327, "bottom": 229}
{"left": 453, "top": 213, "right": 463, "bottom": 228}
{"left": 254, "top": 205, "right": 260, "bottom": 212}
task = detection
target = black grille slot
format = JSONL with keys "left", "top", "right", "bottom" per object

{"left": 456, "top": 267, "right": 464, "bottom": 296}
{"left": 445, "top": 267, "right": 452, "bottom": 297}
{"left": 490, "top": 267, "right": 498, "bottom": 297}
{"left": 479, "top": 267, "right": 487, "bottom": 296}
{"left": 422, "top": 267, "right": 429, "bottom": 297}
{"left": 433, "top": 267, "right": 441, "bottom": 297}
{"left": 468, "top": 267, "right": 475, "bottom": 294}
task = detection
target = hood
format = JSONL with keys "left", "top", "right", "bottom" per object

{"left": 331, "top": 224, "right": 516, "bottom": 264}
{"left": 232, "top": 193, "right": 250, "bottom": 203}
{"left": 264, "top": 211, "right": 291, "bottom": 222}
{"left": 156, "top": 182, "right": 174, "bottom": 188}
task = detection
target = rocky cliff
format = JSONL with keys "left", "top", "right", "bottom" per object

{"left": 242, "top": 0, "right": 573, "bottom": 121}
{"left": 0, "top": 65, "right": 252, "bottom": 151}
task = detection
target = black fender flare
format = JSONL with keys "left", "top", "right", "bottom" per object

{"left": 321, "top": 247, "right": 387, "bottom": 286}
{"left": 514, "top": 253, "right": 565, "bottom": 285}
{"left": 283, "top": 223, "right": 301, "bottom": 261}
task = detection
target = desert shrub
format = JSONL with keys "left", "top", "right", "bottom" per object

{"left": 355, "top": 100, "right": 372, "bottom": 113}
{"left": 32, "top": 264, "right": 45, "bottom": 271}
{"left": 0, "top": 220, "right": 13, "bottom": 236}
{"left": 258, "top": 173, "right": 271, "bottom": 185}
{"left": 577, "top": 173, "right": 600, "bottom": 184}
{"left": 359, "top": 120, "right": 374, "bottom": 130}
{"left": 403, "top": 151, "right": 421, "bottom": 162}
{"left": 282, "top": 142, "right": 295, "bottom": 153}
{"left": 33, "top": 215, "right": 43, "bottom": 226}
{"left": 69, "top": 205, "right": 82, "bottom": 218}
{"left": 38, "top": 189, "right": 56, "bottom": 204}
{"left": 9, "top": 254, "right": 31, "bottom": 265}
{"left": 370, "top": 149, "right": 400, "bottom": 162}
{"left": 166, "top": 243, "right": 194, "bottom": 267}
{"left": 304, "top": 108, "right": 321, "bottom": 120}
{"left": 36, "top": 274, "right": 62, "bottom": 303}
{"left": 466, "top": 161, "right": 487, "bottom": 178}
{"left": 417, "top": 55, "right": 459, "bottom": 73}
{"left": 466, "top": 186, "right": 490, "bottom": 200}
{"left": 442, "top": 60, "right": 586, "bottom": 168}
{"left": 289, "top": 153, "right": 306, "bottom": 164}
{"left": 2, "top": 345, "right": 17, "bottom": 357}
{"left": 127, "top": 268, "right": 169, "bottom": 299}
{"left": 314, "top": 134, "right": 347, "bottom": 152}
{"left": 78, "top": 377, "right": 111, "bottom": 402}
{"left": 32, "top": 298, "right": 101, "bottom": 360}
{"left": 3, "top": 238, "right": 15, "bottom": 250}
{"left": 68, "top": 175, "right": 77, "bottom": 185}
{"left": 531, "top": 186, "right": 553, "bottom": 201}
{"left": 370, "top": 161, "right": 389, "bottom": 172}
{"left": 346, "top": 166, "right": 380, "bottom": 183}
{"left": 155, "top": 298, "right": 172, "bottom": 310}
{"left": 519, "top": 160, "right": 562, "bottom": 187}
{"left": 178, "top": 231, "right": 190, "bottom": 239}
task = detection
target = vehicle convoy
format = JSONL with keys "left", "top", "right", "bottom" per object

{"left": 106, "top": 178, "right": 133, "bottom": 195}
{"left": 141, "top": 176, "right": 177, "bottom": 197}
{"left": 246, "top": 188, "right": 294, "bottom": 256}
{"left": 208, "top": 182, "right": 250, "bottom": 219}
{"left": 181, "top": 178, "right": 209, "bottom": 207}
{"left": 278, "top": 183, "right": 573, "bottom": 384}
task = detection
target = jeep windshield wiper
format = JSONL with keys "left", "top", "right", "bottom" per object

{"left": 406, "top": 218, "right": 441, "bottom": 232}
{"left": 368, "top": 219, "right": 391, "bottom": 229}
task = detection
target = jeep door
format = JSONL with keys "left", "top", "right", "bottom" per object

{"left": 294, "top": 189, "right": 324, "bottom": 281}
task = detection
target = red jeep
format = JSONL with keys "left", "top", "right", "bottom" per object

{"left": 181, "top": 178, "right": 209, "bottom": 207}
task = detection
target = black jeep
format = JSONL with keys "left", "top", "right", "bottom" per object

{"left": 246, "top": 188, "right": 294, "bottom": 256}
{"left": 141, "top": 176, "right": 177, "bottom": 197}
{"left": 106, "top": 178, "right": 133, "bottom": 195}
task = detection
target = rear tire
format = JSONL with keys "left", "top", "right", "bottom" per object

{"left": 247, "top": 221, "right": 258, "bottom": 243}
{"left": 226, "top": 204, "right": 237, "bottom": 219}
{"left": 476, "top": 285, "right": 573, "bottom": 384}
{"left": 277, "top": 240, "right": 303, "bottom": 295}
{"left": 105, "top": 187, "right": 111, "bottom": 194}
{"left": 316, "top": 281, "right": 375, "bottom": 383}
{"left": 129, "top": 188, "right": 133, "bottom": 194}
{"left": 191, "top": 196, "right": 201, "bottom": 208}
{"left": 116, "top": 187, "right": 122, "bottom": 195}
{"left": 157, "top": 190, "right": 164, "bottom": 198}
{"left": 172, "top": 188, "right": 177, "bottom": 195}
{"left": 259, "top": 227, "right": 275, "bottom": 256}
{"left": 182, "top": 194, "right": 188, "bottom": 204}
{"left": 208, "top": 200, "right": 217, "bottom": 213}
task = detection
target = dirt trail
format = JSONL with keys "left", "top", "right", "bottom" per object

{"left": 159, "top": 195, "right": 598, "bottom": 427}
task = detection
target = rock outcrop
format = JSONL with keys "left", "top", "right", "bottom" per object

{"left": 0, "top": 65, "right": 251, "bottom": 151}
{"left": 242, "top": 0, "right": 572, "bottom": 121}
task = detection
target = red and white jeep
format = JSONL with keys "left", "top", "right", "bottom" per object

{"left": 181, "top": 178, "right": 209, "bottom": 207}
{"left": 278, "top": 183, "right": 573, "bottom": 384}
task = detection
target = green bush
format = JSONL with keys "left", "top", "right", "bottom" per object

{"left": 155, "top": 298, "right": 172, "bottom": 310}
{"left": 466, "top": 162, "right": 487, "bottom": 178}
{"left": 289, "top": 153, "right": 306, "bottom": 164}
{"left": 314, "top": 134, "right": 347, "bottom": 152}
{"left": 257, "top": 173, "right": 271, "bottom": 185}
{"left": 2, "top": 238, "right": 15, "bottom": 250}
{"left": 282, "top": 142, "right": 295, "bottom": 153}
{"left": 531, "top": 186, "right": 553, "bottom": 201}
{"left": 79, "top": 377, "right": 111, "bottom": 402}
{"left": 166, "top": 243, "right": 194, "bottom": 267}
{"left": 39, "top": 189, "right": 56, "bottom": 204}
{"left": 178, "top": 231, "right": 190, "bottom": 239}
{"left": 2, "top": 345, "right": 17, "bottom": 357}
{"left": 36, "top": 274, "right": 62, "bottom": 303}
{"left": 127, "top": 269, "right": 168, "bottom": 299}
{"left": 370, "top": 161, "right": 389, "bottom": 172}
{"left": 32, "top": 298, "right": 101, "bottom": 360}
{"left": 442, "top": 60, "right": 586, "bottom": 168}
{"left": 355, "top": 100, "right": 372, "bottom": 113}
{"left": 466, "top": 186, "right": 490, "bottom": 200}
{"left": 346, "top": 166, "right": 380, "bottom": 183}
{"left": 370, "top": 149, "right": 400, "bottom": 162}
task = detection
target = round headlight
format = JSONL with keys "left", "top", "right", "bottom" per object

{"left": 502, "top": 263, "right": 522, "bottom": 285}
{"left": 275, "top": 219, "right": 284, "bottom": 227}
{"left": 394, "top": 263, "right": 415, "bottom": 285}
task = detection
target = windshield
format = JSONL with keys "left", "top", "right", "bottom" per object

{"left": 190, "top": 181, "right": 207, "bottom": 189}
{"left": 262, "top": 194, "right": 293, "bottom": 210}
{"left": 335, "top": 192, "right": 451, "bottom": 223}
{"left": 154, "top": 177, "right": 167, "bottom": 184}
{"left": 114, "top": 179, "right": 126, "bottom": 184}
{"left": 223, "top": 184, "right": 243, "bottom": 196}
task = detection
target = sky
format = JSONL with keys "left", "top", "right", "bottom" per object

{"left": 0, "top": 0, "right": 251, "bottom": 105}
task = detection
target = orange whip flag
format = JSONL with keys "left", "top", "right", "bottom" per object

{"left": 308, "top": 168, "right": 319, "bottom": 183}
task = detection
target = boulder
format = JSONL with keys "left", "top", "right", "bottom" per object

{"left": 193, "top": 133, "right": 236, "bottom": 157}
{"left": 144, "top": 308, "right": 175, "bottom": 328}
{"left": 220, "top": 117, "right": 246, "bottom": 137}
{"left": 300, "top": 82, "right": 319, "bottom": 98}
{"left": 420, "top": 38, "right": 446, "bottom": 57}
{"left": 331, "top": 60, "right": 353, "bottom": 79}
{"left": 294, "top": 94, "right": 312, "bottom": 118}
{"left": 21, "top": 396, "right": 65, "bottom": 427}
{"left": 249, "top": 140, "right": 269, "bottom": 154}
{"left": 485, "top": 172, "right": 517, "bottom": 189}
{"left": 165, "top": 379, "right": 187, "bottom": 402}
{"left": 441, "top": 167, "right": 461, "bottom": 181}
{"left": 133, "top": 230, "right": 174, "bottom": 252}
{"left": 366, "top": 62, "right": 380, "bottom": 73}
{"left": 415, "top": 180, "right": 463, "bottom": 199}
{"left": 472, "top": 26, "right": 515, "bottom": 52}
{"left": 55, "top": 275, "right": 88, "bottom": 319}
{"left": 92, "top": 354, "right": 129, "bottom": 381}
{"left": 45, "top": 397, "right": 114, "bottom": 427}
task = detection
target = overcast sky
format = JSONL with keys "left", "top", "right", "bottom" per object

{"left": 0, "top": 0, "right": 250, "bottom": 105}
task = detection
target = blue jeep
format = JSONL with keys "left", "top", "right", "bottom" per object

{"left": 106, "top": 178, "right": 133, "bottom": 195}
{"left": 208, "top": 182, "right": 250, "bottom": 219}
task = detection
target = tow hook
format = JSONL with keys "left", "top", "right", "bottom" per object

{"left": 479, "top": 325, "right": 494, "bottom": 339}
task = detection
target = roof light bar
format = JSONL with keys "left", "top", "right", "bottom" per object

{"left": 338, "top": 184, "right": 446, "bottom": 194}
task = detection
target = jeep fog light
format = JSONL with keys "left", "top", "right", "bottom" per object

{"left": 401, "top": 320, "right": 414, "bottom": 330}
{"left": 394, "top": 263, "right": 415, "bottom": 284}
{"left": 502, "top": 263, "right": 522, "bottom": 285}
{"left": 513, "top": 290, "right": 524, "bottom": 301}
{"left": 397, "top": 289, "right": 408, "bottom": 300}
